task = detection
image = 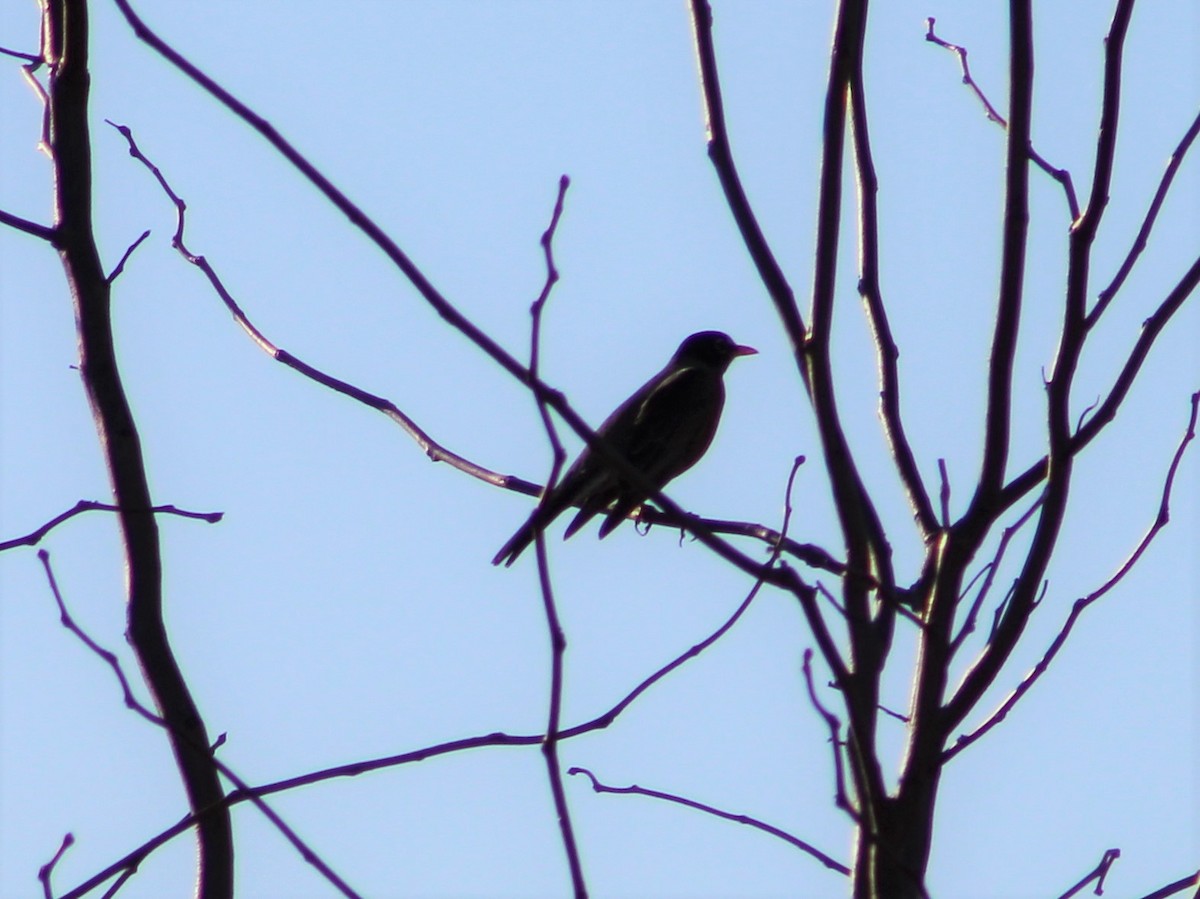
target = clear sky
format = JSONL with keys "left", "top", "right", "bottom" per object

{"left": 1, "top": 2, "right": 1197, "bottom": 898}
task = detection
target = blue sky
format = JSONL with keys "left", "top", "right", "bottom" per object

{"left": 2, "top": 3, "right": 1197, "bottom": 897}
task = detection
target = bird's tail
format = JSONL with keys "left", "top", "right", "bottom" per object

{"left": 491, "top": 521, "right": 537, "bottom": 567}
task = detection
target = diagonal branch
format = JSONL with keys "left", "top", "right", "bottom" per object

{"left": 524, "top": 176, "right": 587, "bottom": 899}
{"left": 43, "top": 2, "right": 233, "bottom": 893}
{"left": 39, "top": 547, "right": 365, "bottom": 899}
{"left": 687, "top": 0, "right": 805, "bottom": 353}
{"left": 944, "top": 390, "right": 1198, "bottom": 762}
{"left": 0, "top": 500, "right": 222, "bottom": 552}
{"left": 925, "top": 18, "right": 1079, "bottom": 220}
{"left": 1090, "top": 108, "right": 1200, "bottom": 326}
{"left": 0, "top": 207, "right": 56, "bottom": 241}
{"left": 847, "top": 31, "right": 938, "bottom": 544}
{"left": 997, "top": 251, "right": 1200, "bottom": 515}
{"left": 568, "top": 766, "right": 850, "bottom": 877}
{"left": 98, "top": 19, "right": 796, "bottom": 586}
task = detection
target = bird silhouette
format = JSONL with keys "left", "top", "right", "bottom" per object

{"left": 492, "top": 330, "right": 756, "bottom": 566}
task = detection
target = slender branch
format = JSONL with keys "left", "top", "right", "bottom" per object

{"left": 1071, "top": 0, "right": 1136, "bottom": 246}
{"left": 968, "top": 0, "right": 1033, "bottom": 508}
{"left": 568, "top": 766, "right": 850, "bottom": 877}
{"left": 38, "top": 832, "right": 74, "bottom": 899}
{"left": 42, "top": 2, "right": 233, "bottom": 892}
{"left": 948, "top": 495, "right": 1043, "bottom": 655}
{"left": 849, "top": 25, "right": 938, "bottom": 542}
{"left": 945, "top": 390, "right": 1198, "bottom": 761}
{"left": 0, "top": 43, "right": 41, "bottom": 62}
{"left": 1054, "top": 848, "right": 1120, "bottom": 899}
{"left": 0, "top": 207, "right": 56, "bottom": 240}
{"left": 1090, "top": 108, "right": 1200, "bottom": 326}
{"left": 925, "top": 18, "right": 1079, "bottom": 219}
{"left": 105, "top": 228, "right": 150, "bottom": 282}
{"left": 802, "top": 649, "right": 857, "bottom": 822}
{"left": 40, "top": 548, "right": 364, "bottom": 899}
{"left": 1133, "top": 870, "right": 1200, "bottom": 899}
{"left": 67, "top": 459, "right": 810, "bottom": 897}
{"left": 687, "top": 0, "right": 805, "bottom": 352}
{"left": 997, "top": 252, "right": 1200, "bottom": 515}
{"left": 936, "top": 459, "right": 951, "bottom": 528}
{"left": 39, "top": 549, "right": 165, "bottom": 727}
{"left": 799, "top": 0, "right": 896, "bottom": 857}
{"left": 102, "top": 118, "right": 800, "bottom": 591}
{"left": 1, "top": 501, "right": 223, "bottom": 553}
{"left": 525, "top": 176, "right": 587, "bottom": 899}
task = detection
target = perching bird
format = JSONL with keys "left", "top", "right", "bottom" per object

{"left": 492, "top": 330, "right": 756, "bottom": 567}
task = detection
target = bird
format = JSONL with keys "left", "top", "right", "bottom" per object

{"left": 492, "top": 330, "right": 756, "bottom": 567}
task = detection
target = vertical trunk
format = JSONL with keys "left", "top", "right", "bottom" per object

{"left": 853, "top": 777, "right": 940, "bottom": 899}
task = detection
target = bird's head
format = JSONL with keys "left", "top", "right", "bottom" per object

{"left": 674, "top": 331, "right": 758, "bottom": 372}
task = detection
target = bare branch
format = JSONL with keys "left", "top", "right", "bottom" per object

{"left": 1090, "top": 108, "right": 1200, "bottom": 326}
{"left": 568, "top": 766, "right": 850, "bottom": 877}
{"left": 0, "top": 500, "right": 222, "bottom": 553}
{"left": 949, "top": 496, "right": 1043, "bottom": 655}
{"left": 1072, "top": 0, "right": 1136, "bottom": 246}
{"left": 105, "top": 228, "right": 150, "bottom": 282}
{"left": 803, "top": 649, "right": 858, "bottom": 823}
{"left": 925, "top": 18, "right": 1080, "bottom": 219}
{"left": 1054, "top": 848, "right": 1120, "bottom": 899}
{"left": 524, "top": 177, "right": 587, "bottom": 899}
{"left": 0, "top": 207, "right": 56, "bottom": 241}
{"left": 68, "top": 454, "right": 813, "bottom": 897}
{"left": 687, "top": 0, "right": 805, "bottom": 350}
{"left": 38, "top": 549, "right": 166, "bottom": 727}
{"left": 945, "top": 391, "right": 1199, "bottom": 761}
{"left": 42, "top": 546, "right": 366, "bottom": 899}
{"left": 849, "top": 33, "right": 939, "bottom": 541}
{"left": 42, "top": 2, "right": 233, "bottom": 890}
{"left": 0, "top": 43, "right": 41, "bottom": 63}
{"left": 968, "top": 0, "right": 1033, "bottom": 506}
{"left": 1133, "top": 870, "right": 1200, "bottom": 899}
{"left": 937, "top": 459, "right": 951, "bottom": 528}
{"left": 103, "top": 120, "right": 799, "bottom": 591}
{"left": 38, "top": 832, "right": 74, "bottom": 899}
{"left": 997, "top": 252, "right": 1200, "bottom": 519}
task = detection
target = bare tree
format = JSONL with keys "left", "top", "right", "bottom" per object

{"left": 2, "top": 1, "right": 1197, "bottom": 897}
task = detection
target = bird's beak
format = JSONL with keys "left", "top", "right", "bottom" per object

{"left": 732, "top": 344, "right": 758, "bottom": 357}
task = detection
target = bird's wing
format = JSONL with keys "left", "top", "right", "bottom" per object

{"left": 625, "top": 365, "right": 725, "bottom": 481}
{"left": 594, "top": 366, "right": 725, "bottom": 538}
{"left": 493, "top": 366, "right": 673, "bottom": 563}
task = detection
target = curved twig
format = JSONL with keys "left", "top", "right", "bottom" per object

{"left": 569, "top": 766, "right": 850, "bottom": 877}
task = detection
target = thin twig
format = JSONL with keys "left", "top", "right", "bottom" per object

{"left": 1, "top": 501, "right": 223, "bottom": 553}
{"left": 0, "top": 208, "right": 56, "bottom": 241}
{"left": 105, "top": 229, "right": 151, "bottom": 282}
{"left": 849, "top": 26, "right": 938, "bottom": 541}
{"left": 925, "top": 18, "right": 1080, "bottom": 219}
{"left": 525, "top": 175, "right": 588, "bottom": 899}
{"left": 1090, "top": 108, "right": 1200, "bottom": 326}
{"left": 946, "top": 391, "right": 1199, "bottom": 761}
{"left": 0, "top": 44, "right": 41, "bottom": 62}
{"left": 1132, "top": 869, "right": 1200, "bottom": 899}
{"left": 948, "top": 495, "right": 1043, "bottom": 655}
{"left": 39, "top": 549, "right": 365, "bottom": 899}
{"left": 937, "top": 458, "right": 951, "bottom": 527}
{"left": 38, "top": 832, "right": 74, "bottom": 899}
{"left": 687, "top": 0, "right": 805, "bottom": 351}
{"left": 568, "top": 766, "right": 850, "bottom": 876}
{"left": 1054, "top": 848, "right": 1120, "bottom": 899}
{"left": 802, "top": 649, "right": 858, "bottom": 822}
